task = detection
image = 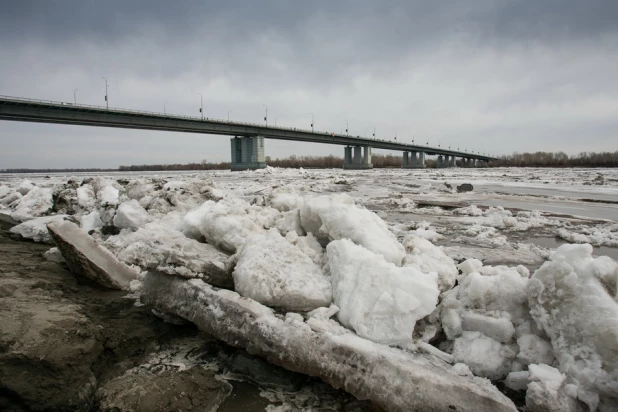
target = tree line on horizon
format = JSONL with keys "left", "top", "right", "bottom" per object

{"left": 2, "top": 151, "right": 616, "bottom": 173}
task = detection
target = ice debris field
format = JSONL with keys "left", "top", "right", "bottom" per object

{"left": 1, "top": 167, "right": 617, "bottom": 412}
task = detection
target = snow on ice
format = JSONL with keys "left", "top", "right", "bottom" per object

{"left": 1, "top": 168, "right": 617, "bottom": 410}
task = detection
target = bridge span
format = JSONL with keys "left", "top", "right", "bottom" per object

{"left": 0, "top": 95, "right": 494, "bottom": 170}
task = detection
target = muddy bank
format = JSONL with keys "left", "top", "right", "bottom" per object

{"left": 0, "top": 218, "right": 201, "bottom": 410}
{"left": 0, "top": 220, "right": 374, "bottom": 411}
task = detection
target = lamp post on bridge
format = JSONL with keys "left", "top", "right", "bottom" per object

{"left": 373, "top": 126, "right": 376, "bottom": 138}
{"left": 263, "top": 104, "right": 268, "bottom": 126}
{"left": 198, "top": 93, "right": 203, "bottom": 120}
{"left": 73, "top": 89, "right": 78, "bottom": 105}
{"left": 345, "top": 120, "right": 348, "bottom": 136}
{"left": 164, "top": 101, "right": 168, "bottom": 115}
{"left": 275, "top": 117, "right": 280, "bottom": 126}
{"left": 102, "top": 77, "right": 109, "bottom": 109}
{"left": 228, "top": 110, "right": 232, "bottom": 121}
{"left": 309, "top": 113, "right": 314, "bottom": 132}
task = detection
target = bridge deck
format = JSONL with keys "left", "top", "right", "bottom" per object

{"left": 0, "top": 96, "right": 493, "bottom": 161}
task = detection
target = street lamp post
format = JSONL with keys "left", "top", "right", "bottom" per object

{"left": 373, "top": 126, "right": 376, "bottom": 138}
{"left": 102, "top": 77, "right": 109, "bottom": 109}
{"left": 309, "top": 113, "right": 314, "bottom": 132}
{"left": 164, "top": 101, "right": 168, "bottom": 115}
{"left": 228, "top": 110, "right": 232, "bottom": 121}
{"left": 263, "top": 104, "right": 268, "bottom": 126}
{"left": 198, "top": 93, "right": 203, "bottom": 120}
{"left": 73, "top": 88, "right": 78, "bottom": 105}
{"left": 275, "top": 117, "right": 280, "bottom": 126}
{"left": 345, "top": 120, "right": 348, "bottom": 136}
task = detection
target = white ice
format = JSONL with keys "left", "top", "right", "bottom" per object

{"left": 327, "top": 238, "right": 439, "bottom": 346}
{"left": 233, "top": 229, "right": 332, "bottom": 311}
{"left": 300, "top": 194, "right": 405, "bottom": 265}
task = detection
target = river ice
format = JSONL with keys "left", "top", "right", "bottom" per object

{"left": 1, "top": 166, "right": 617, "bottom": 411}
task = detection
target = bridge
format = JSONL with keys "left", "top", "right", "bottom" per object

{"left": 0, "top": 95, "right": 494, "bottom": 170}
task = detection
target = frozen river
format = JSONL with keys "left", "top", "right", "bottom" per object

{"left": 1, "top": 166, "right": 617, "bottom": 411}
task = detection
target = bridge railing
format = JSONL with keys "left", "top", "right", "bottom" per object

{"left": 0, "top": 95, "right": 490, "bottom": 159}
{"left": 0, "top": 94, "right": 373, "bottom": 140}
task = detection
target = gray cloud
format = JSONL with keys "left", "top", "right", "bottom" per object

{"left": 1, "top": 0, "right": 617, "bottom": 168}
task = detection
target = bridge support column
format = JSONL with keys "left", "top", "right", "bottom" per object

{"left": 402, "top": 151, "right": 425, "bottom": 168}
{"left": 437, "top": 155, "right": 444, "bottom": 168}
{"left": 444, "top": 155, "right": 452, "bottom": 168}
{"left": 344, "top": 145, "right": 373, "bottom": 169}
{"left": 230, "top": 135, "right": 267, "bottom": 171}
{"left": 449, "top": 156, "right": 456, "bottom": 167}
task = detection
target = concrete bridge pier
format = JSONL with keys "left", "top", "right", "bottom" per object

{"left": 230, "top": 135, "right": 267, "bottom": 171}
{"left": 449, "top": 156, "right": 456, "bottom": 167}
{"left": 344, "top": 145, "right": 373, "bottom": 169}
{"left": 402, "top": 151, "right": 425, "bottom": 168}
{"left": 437, "top": 155, "right": 444, "bottom": 168}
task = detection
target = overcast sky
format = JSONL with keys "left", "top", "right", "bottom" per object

{"left": 1, "top": 0, "right": 617, "bottom": 168}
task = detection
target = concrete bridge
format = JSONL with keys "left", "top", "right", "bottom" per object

{"left": 0, "top": 95, "right": 495, "bottom": 170}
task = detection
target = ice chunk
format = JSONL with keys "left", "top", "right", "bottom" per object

{"left": 452, "top": 363, "right": 473, "bottom": 376}
{"left": 105, "top": 222, "right": 233, "bottom": 288}
{"left": 273, "top": 209, "right": 305, "bottom": 236}
{"left": 76, "top": 185, "right": 96, "bottom": 209}
{"left": 81, "top": 210, "right": 104, "bottom": 232}
{"left": 458, "top": 258, "right": 483, "bottom": 276}
{"left": 527, "top": 243, "right": 618, "bottom": 408}
{"left": 528, "top": 364, "right": 564, "bottom": 390}
{"left": 267, "top": 185, "right": 301, "bottom": 211}
{"left": 17, "top": 179, "right": 34, "bottom": 195}
{"left": 98, "top": 185, "right": 120, "bottom": 207}
{"left": 10, "top": 215, "right": 67, "bottom": 243}
{"left": 461, "top": 312, "right": 515, "bottom": 343}
{"left": 452, "top": 331, "right": 517, "bottom": 380}
{"left": 233, "top": 230, "right": 332, "bottom": 311}
{"left": 328, "top": 239, "right": 439, "bottom": 346}
{"left": 44, "top": 247, "right": 66, "bottom": 263}
{"left": 0, "top": 185, "right": 11, "bottom": 199}
{"left": 300, "top": 194, "right": 405, "bottom": 265}
{"left": 505, "top": 371, "right": 530, "bottom": 391}
{"left": 180, "top": 198, "right": 265, "bottom": 253}
{"left": 294, "top": 232, "right": 325, "bottom": 266}
{"left": 441, "top": 308, "right": 462, "bottom": 340}
{"left": 458, "top": 269, "right": 529, "bottom": 324}
{"left": 124, "top": 180, "right": 154, "bottom": 200}
{"left": 516, "top": 334, "right": 554, "bottom": 366}
{"left": 47, "top": 220, "right": 138, "bottom": 290}
{"left": 526, "top": 381, "right": 587, "bottom": 412}
{"left": 113, "top": 200, "right": 152, "bottom": 231}
{"left": 0, "top": 191, "right": 22, "bottom": 206}
{"left": 141, "top": 272, "right": 518, "bottom": 412}
{"left": 11, "top": 186, "right": 53, "bottom": 221}
{"left": 402, "top": 234, "right": 458, "bottom": 292}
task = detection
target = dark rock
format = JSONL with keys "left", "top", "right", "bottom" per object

{"left": 101, "top": 225, "right": 121, "bottom": 236}
{"left": 456, "top": 183, "right": 474, "bottom": 193}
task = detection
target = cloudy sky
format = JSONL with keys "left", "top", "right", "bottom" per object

{"left": 1, "top": 0, "right": 617, "bottom": 168}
